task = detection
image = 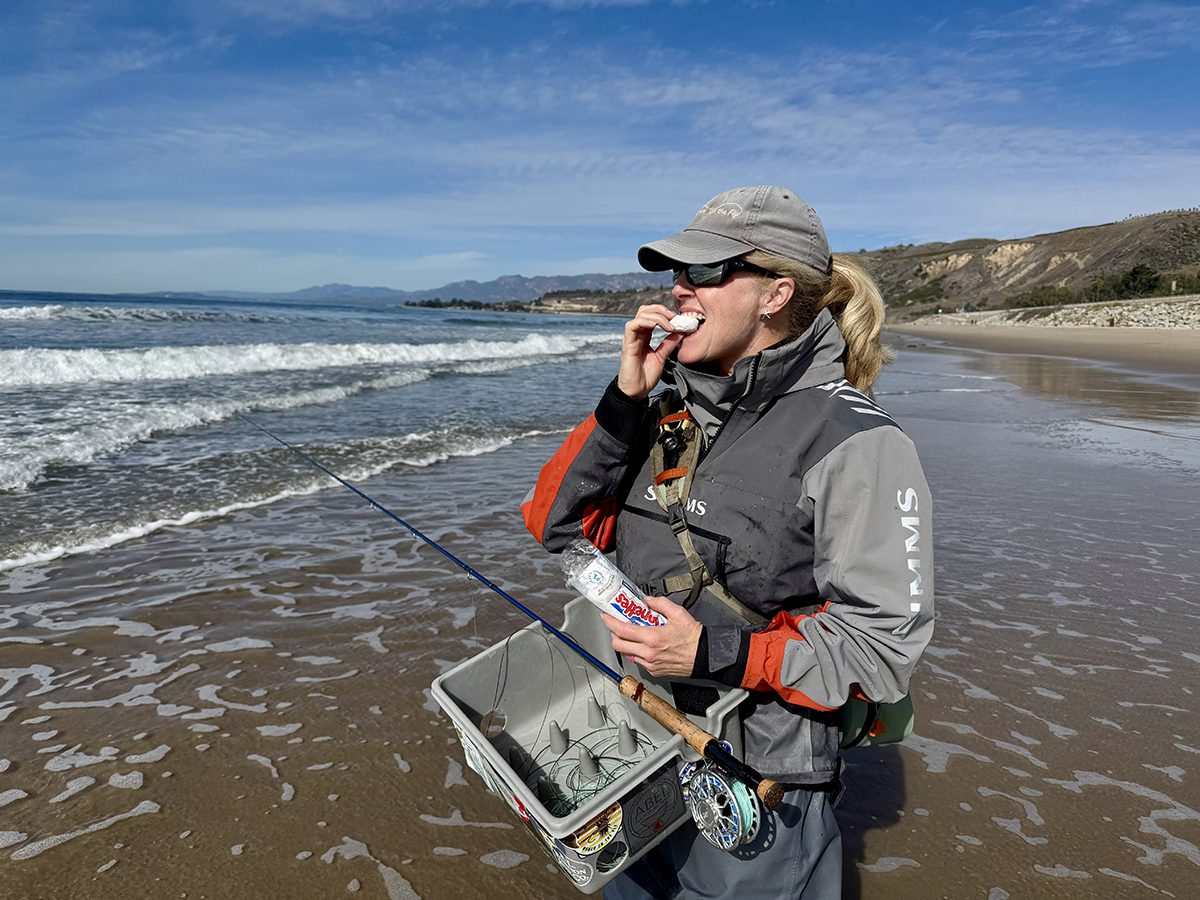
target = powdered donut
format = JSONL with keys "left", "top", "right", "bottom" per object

{"left": 669, "top": 313, "right": 702, "bottom": 333}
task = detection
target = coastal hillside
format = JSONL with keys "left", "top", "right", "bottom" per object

{"left": 865, "top": 210, "right": 1200, "bottom": 319}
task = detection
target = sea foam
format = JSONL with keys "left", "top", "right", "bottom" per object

{"left": 0, "top": 371, "right": 428, "bottom": 492}
{"left": 0, "top": 341, "right": 592, "bottom": 492}
{"left": 0, "top": 305, "right": 66, "bottom": 319}
{"left": 0, "top": 333, "right": 611, "bottom": 388}
{"left": 0, "top": 304, "right": 287, "bottom": 323}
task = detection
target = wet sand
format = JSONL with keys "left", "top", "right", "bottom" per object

{"left": 890, "top": 324, "right": 1200, "bottom": 382}
{"left": 2, "top": 344, "right": 1199, "bottom": 899}
{"left": 0, "top": 447, "right": 584, "bottom": 900}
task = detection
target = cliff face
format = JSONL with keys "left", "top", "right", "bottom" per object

{"left": 526, "top": 287, "right": 672, "bottom": 317}
{"left": 864, "top": 211, "right": 1200, "bottom": 319}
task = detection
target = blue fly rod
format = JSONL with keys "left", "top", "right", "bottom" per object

{"left": 240, "top": 413, "right": 784, "bottom": 808}
{"left": 238, "top": 413, "right": 620, "bottom": 680}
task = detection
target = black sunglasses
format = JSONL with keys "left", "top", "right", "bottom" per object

{"left": 672, "top": 258, "right": 777, "bottom": 287}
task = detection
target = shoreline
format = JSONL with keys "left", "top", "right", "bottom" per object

{"left": 889, "top": 323, "right": 1200, "bottom": 381}
{"left": 405, "top": 301, "right": 631, "bottom": 318}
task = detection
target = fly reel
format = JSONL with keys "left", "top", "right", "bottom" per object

{"left": 678, "top": 758, "right": 761, "bottom": 851}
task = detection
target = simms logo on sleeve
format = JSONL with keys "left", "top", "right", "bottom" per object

{"left": 893, "top": 488, "right": 925, "bottom": 638}
{"left": 897, "top": 488, "right": 923, "bottom": 598}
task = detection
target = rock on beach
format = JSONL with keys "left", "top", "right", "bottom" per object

{"left": 916, "top": 296, "right": 1200, "bottom": 329}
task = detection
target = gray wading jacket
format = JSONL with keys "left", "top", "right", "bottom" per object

{"left": 522, "top": 310, "right": 934, "bottom": 782}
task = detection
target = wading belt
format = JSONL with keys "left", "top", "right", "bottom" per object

{"left": 651, "top": 395, "right": 914, "bottom": 749}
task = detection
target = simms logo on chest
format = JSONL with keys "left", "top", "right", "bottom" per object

{"left": 897, "top": 488, "right": 923, "bottom": 597}
{"left": 644, "top": 485, "right": 706, "bottom": 516}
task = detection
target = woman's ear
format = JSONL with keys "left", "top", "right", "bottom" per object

{"left": 761, "top": 277, "right": 795, "bottom": 318}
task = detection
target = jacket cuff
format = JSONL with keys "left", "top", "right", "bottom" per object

{"left": 594, "top": 378, "right": 648, "bottom": 447}
{"left": 690, "top": 625, "right": 750, "bottom": 688}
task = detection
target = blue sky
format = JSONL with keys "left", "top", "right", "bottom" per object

{"left": 2, "top": 0, "right": 1197, "bottom": 293}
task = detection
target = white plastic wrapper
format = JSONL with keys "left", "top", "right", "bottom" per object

{"left": 560, "top": 539, "right": 667, "bottom": 626}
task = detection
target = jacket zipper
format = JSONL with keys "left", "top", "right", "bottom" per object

{"left": 701, "top": 355, "right": 760, "bottom": 462}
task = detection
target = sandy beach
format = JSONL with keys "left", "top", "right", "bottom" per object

{"left": 890, "top": 324, "right": 1200, "bottom": 381}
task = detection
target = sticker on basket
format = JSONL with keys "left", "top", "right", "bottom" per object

{"left": 518, "top": 811, "right": 557, "bottom": 853}
{"left": 595, "top": 839, "right": 629, "bottom": 874}
{"left": 624, "top": 768, "right": 686, "bottom": 849}
{"left": 457, "top": 731, "right": 502, "bottom": 795}
{"left": 514, "top": 794, "right": 531, "bottom": 822}
{"left": 551, "top": 840, "right": 595, "bottom": 887}
{"left": 566, "top": 802, "right": 623, "bottom": 856}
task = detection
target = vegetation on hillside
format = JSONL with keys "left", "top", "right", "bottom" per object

{"left": 538, "top": 287, "right": 664, "bottom": 299}
{"left": 1004, "top": 265, "right": 1200, "bottom": 308}
{"left": 894, "top": 278, "right": 945, "bottom": 307}
{"left": 405, "top": 297, "right": 532, "bottom": 311}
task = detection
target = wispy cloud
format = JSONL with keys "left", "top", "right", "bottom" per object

{"left": 1, "top": 0, "right": 1196, "bottom": 292}
{"left": 207, "top": 0, "right": 658, "bottom": 28}
{"left": 969, "top": 0, "right": 1200, "bottom": 65}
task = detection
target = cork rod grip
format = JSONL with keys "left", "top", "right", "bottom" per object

{"left": 618, "top": 676, "right": 785, "bottom": 810}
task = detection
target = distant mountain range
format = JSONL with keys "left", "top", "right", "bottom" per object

{"left": 205, "top": 210, "right": 1200, "bottom": 315}
{"left": 0, "top": 272, "right": 673, "bottom": 307}
{"left": 207, "top": 271, "right": 673, "bottom": 304}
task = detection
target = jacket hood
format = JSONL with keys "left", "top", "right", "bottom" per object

{"left": 662, "top": 309, "right": 847, "bottom": 437}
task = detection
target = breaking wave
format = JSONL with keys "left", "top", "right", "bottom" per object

{"left": 0, "top": 372, "right": 428, "bottom": 493}
{"left": 0, "top": 346, "right": 587, "bottom": 493}
{"left": 1, "top": 333, "right": 613, "bottom": 388}
{"left": 0, "top": 425, "right": 562, "bottom": 573}
{"left": 0, "top": 305, "right": 67, "bottom": 320}
{"left": 0, "top": 304, "right": 289, "bottom": 323}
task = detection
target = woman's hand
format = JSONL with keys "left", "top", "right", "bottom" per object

{"left": 617, "top": 304, "right": 684, "bottom": 400}
{"left": 603, "top": 595, "right": 702, "bottom": 678}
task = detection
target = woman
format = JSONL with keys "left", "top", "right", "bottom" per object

{"left": 522, "top": 186, "right": 934, "bottom": 899}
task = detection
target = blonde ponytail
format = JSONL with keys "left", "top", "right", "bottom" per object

{"left": 823, "top": 255, "right": 893, "bottom": 393}
{"left": 743, "top": 250, "right": 893, "bottom": 394}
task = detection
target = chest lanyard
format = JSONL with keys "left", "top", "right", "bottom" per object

{"left": 649, "top": 395, "right": 766, "bottom": 626}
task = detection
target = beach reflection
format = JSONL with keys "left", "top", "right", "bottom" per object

{"left": 956, "top": 352, "right": 1200, "bottom": 425}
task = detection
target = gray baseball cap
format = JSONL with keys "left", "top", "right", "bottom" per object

{"left": 638, "top": 185, "right": 832, "bottom": 274}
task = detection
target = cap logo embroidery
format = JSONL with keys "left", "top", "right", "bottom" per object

{"left": 698, "top": 201, "right": 744, "bottom": 220}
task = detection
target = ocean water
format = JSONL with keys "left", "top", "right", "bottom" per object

{"left": 1, "top": 294, "right": 1197, "bottom": 898}
{"left": 0, "top": 295, "right": 619, "bottom": 572}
